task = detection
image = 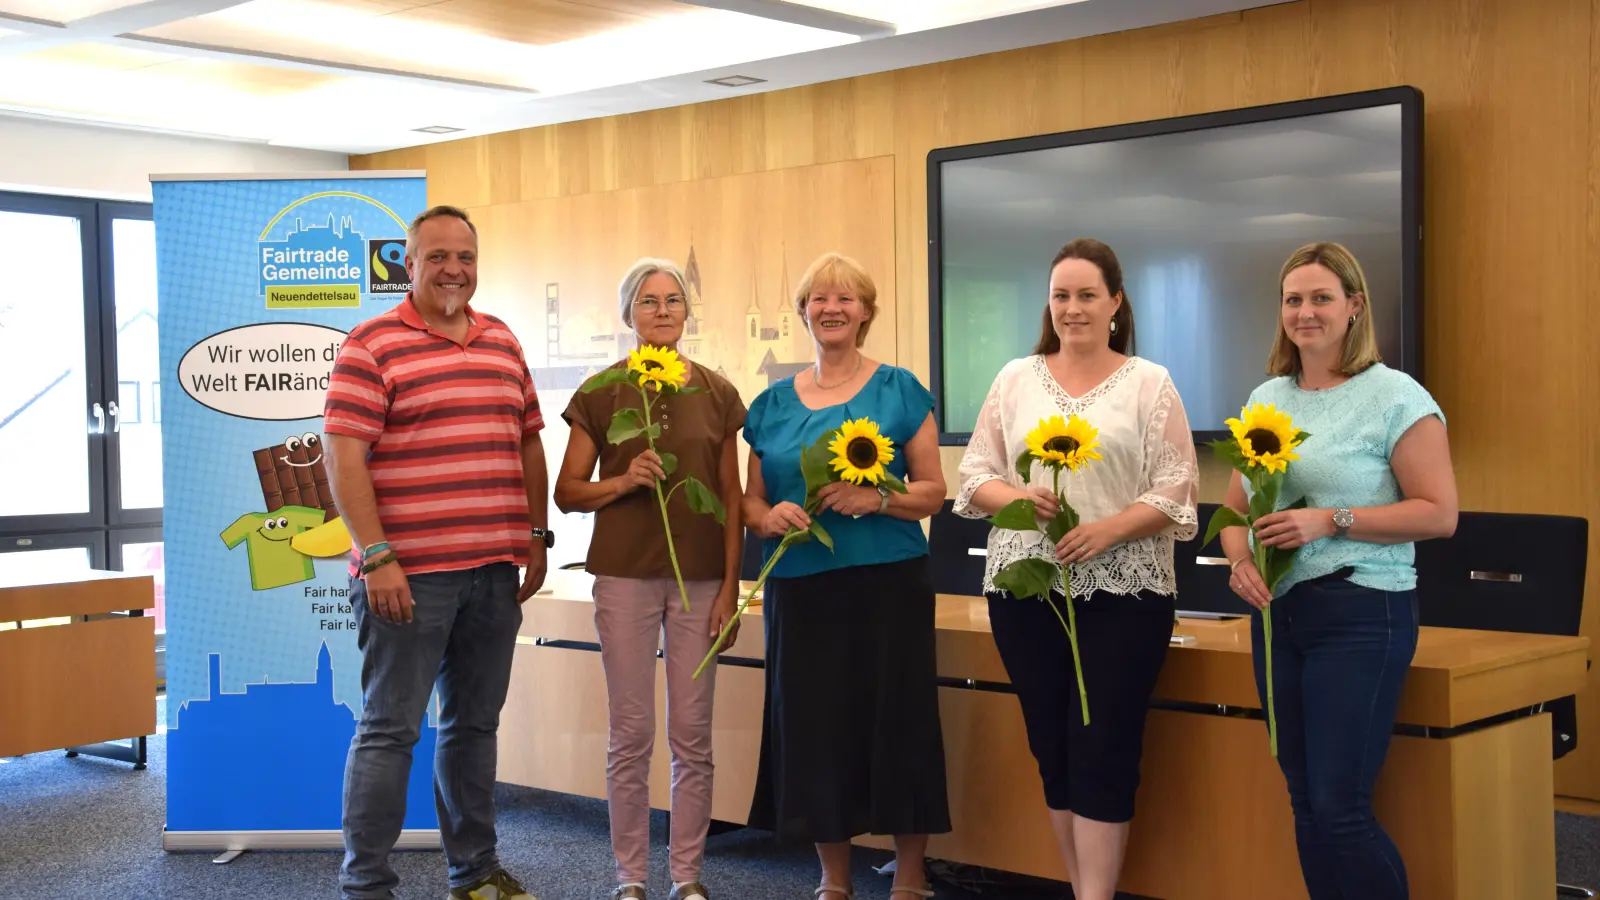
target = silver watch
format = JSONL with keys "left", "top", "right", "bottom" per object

{"left": 876, "top": 482, "right": 891, "bottom": 513}
{"left": 1332, "top": 507, "right": 1354, "bottom": 538}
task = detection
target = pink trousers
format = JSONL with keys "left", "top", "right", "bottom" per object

{"left": 592, "top": 576, "right": 721, "bottom": 885}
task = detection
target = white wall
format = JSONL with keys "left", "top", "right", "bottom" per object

{"left": 0, "top": 116, "right": 348, "bottom": 202}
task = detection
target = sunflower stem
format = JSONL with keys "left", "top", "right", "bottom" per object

{"left": 695, "top": 536, "right": 791, "bottom": 679}
{"left": 639, "top": 385, "right": 691, "bottom": 613}
{"left": 1255, "top": 537, "right": 1278, "bottom": 758}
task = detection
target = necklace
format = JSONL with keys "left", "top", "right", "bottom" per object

{"left": 813, "top": 354, "right": 862, "bottom": 390}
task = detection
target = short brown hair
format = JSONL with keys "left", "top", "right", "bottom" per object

{"left": 406, "top": 205, "right": 477, "bottom": 256}
{"left": 1267, "top": 242, "right": 1382, "bottom": 377}
{"left": 792, "top": 252, "right": 878, "bottom": 348}
{"left": 1033, "top": 238, "right": 1135, "bottom": 356}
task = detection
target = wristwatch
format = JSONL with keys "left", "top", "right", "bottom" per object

{"left": 876, "top": 482, "right": 891, "bottom": 514}
{"left": 531, "top": 527, "right": 555, "bottom": 549}
{"left": 1331, "top": 508, "right": 1354, "bottom": 538}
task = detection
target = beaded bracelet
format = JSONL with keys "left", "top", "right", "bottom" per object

{"left": 361, "top": 551, "right": 398, "bottom": 575}
{"left": 361, "top": 541, "right": 391, "bottom": 561}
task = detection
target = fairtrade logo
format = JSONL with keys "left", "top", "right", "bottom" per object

{"left": 368, "top": 239, "right": 410, "bottom": 294}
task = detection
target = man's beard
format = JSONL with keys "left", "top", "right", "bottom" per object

{"left": 443, "top": 296, "right": 462, "bottom": 317}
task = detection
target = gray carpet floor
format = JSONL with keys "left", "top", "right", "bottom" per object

{"left": 1, "top": 726, "right": 1596, "bottom": 899}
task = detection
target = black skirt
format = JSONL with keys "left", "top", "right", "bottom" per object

{"left": 748, "top": 556, "right": 952, "bottom": 843}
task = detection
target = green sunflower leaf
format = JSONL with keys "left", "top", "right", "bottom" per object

{"left": 1014, "top": 449, "right": 1034, "bottom": 486}
{"left": 780, "top": 525, "right": 813, "bottom": 548}
{"left": 675, "top": 385, "right": 705, "bottom": 395}
{"left": 659, "top": 451, "right": 678, "bottom": 477}
{"left": 1045, "top": 500, "right": 1076, "bottom": 545}
{"left": 993, "top": 558, "right": 1059, "bottom": 601}
{"left": 879, "top": 472, "right": 910, "bottom": 494}
{"left": 1208, "top": 439, "right": 1244, "bottom": 469}
{"left": 683, "top": 476, "right": 725, "bottom": 526}
{"left": 579, "top": 367, "right": 634, "bottom": 394}
{"left": 1250, "top": 472, "right": 1283, "bottom": 520}
{"left": 808, "top": 519, "right": 834, "bottom": 552}
{"left": 800, "top": 429, "right": 838, "bottom": 506}
{"left": 988, "top": 498, "right": 1042, "bottom": 533}
{"left": 1203, "top": 505, "right": 1250, "bottom": 548}
{"left": 1264, "top": 545, "right": 1298, "bottom": 592}
{"left": 606, "top": 408, "right": 649, "bottom": 444}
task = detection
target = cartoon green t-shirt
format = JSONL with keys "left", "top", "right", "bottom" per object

{"left": 220, "top": 506, "right": 326, "bottom": 591}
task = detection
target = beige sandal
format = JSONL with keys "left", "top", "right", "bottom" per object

{"left": 889, "top": 889, "right": 934, "bottom": 898}
{"left": 813, "top": 886, "right": 853, "bottom": 899}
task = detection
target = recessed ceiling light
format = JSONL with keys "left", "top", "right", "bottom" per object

{"left": 413, "top": 125, "right": 464, "bottom": 134}
{"left": 705, "top": 75, "right": 767, "bottom": 88}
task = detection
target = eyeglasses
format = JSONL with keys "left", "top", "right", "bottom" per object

{"left": 635, "top": 296, "right": 686, "bottom": 314}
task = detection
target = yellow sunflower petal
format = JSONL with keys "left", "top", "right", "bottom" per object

{"left": 628, "top": 345, "right": 688, "bottom": 391}
{"left": 828, "top": 418, "right": 895, "bottom": 485}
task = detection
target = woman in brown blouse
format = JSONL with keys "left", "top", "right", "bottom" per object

{"left": 554, "top": 258, "right": 746, "bottom": 900}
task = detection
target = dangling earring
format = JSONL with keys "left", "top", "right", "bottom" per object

{"left": 1348, "top": 315, "right": 1356, "bottom": 328}
{"left": 1109, "top": 319, "right": 1118, "bottom": 335}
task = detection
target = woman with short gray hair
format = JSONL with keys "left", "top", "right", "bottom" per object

{"left": 554, "top": 257, "right": 747, "bottom": 900}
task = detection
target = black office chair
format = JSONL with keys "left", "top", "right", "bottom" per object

{"left": 1413, "top": 511, "right": 1592, "bottom": 899}
{"left": 1172, "top": 502, "right": 1253, "bottom": 618}
{"left": 927, "top": 499, "right": 991, "bottom": 596}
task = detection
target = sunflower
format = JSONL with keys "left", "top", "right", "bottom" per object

{"left": 828, "top": 418, "right": 895, "bottom": 485}
{"left": 627, "top": 345, "right": 687, "bottom": 392}
{"left": 1225, "top": 403, "right": 1303, "bottom": 474}
{"left": 1024, "top": 414, "right": 1103, "bottom": 473}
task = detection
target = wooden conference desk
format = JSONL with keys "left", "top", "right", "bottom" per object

{"left": 0, "top": 569, "right": 156, "bottom": 765}
{"left": 499, "top": 569, "right": 1589, "bottom": 900}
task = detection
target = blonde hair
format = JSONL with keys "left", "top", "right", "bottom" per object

{"left": 617, "top": 257, "right": 689, "bottom": 328}
{"left": 792, "top": 253, "right": 878, "bottom": 348}
{"left": 1267, "top": 241, "right": 1382, "bottom": 377}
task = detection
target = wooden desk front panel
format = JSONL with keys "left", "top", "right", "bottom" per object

{"left": 0, "top": 617, "right": 156, "bottom": 757}
{"left": 0, "top": 572, "right": 155, "bottom": 621}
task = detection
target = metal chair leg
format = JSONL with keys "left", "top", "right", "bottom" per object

{"left": 1557, "top": 884, "right": 1596, "bottom": 898}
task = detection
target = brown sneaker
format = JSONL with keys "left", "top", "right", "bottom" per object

{"left": 448, "top": 869, "right": 536, "bottom": 900}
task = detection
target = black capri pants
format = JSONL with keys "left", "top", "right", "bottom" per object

{"left": 986, "top": 588, "right": 1175, "bottom": 823}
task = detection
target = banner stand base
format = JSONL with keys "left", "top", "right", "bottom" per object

{"left": 163, "top": 829, "right": 441, "bottom": 852}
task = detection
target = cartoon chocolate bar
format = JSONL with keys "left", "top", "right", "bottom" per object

{"left": 254, "top": 432, "right": 339, "bottom": 522}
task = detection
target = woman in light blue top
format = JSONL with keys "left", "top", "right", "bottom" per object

{"left": 1218, "top": 242, "right": 1457, "bottom": 900}
{"left": 743, "top": 252, "right": 950, "bottom": 900}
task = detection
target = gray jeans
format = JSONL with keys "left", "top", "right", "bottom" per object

{"left": 340, "top": 562, "right": 522, "bottom": 899}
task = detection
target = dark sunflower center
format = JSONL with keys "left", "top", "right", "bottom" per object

{"left": 640, "top": 360, "right": 663, "bottom": 371}
{"left": 846, "top": 436, "right": 879, "bottom": 469}
{"left": 1044, "top": 436, "right": 1080, "bottom": 456}
{"left": 1244, "top": 428, "right": 1281, "bottom": 455}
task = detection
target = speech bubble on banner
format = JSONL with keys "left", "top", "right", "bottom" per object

{"left": 178, "top": 322, "right": 348, "bottom": 421}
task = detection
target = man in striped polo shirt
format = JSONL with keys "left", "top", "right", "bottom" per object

{"left": 325, "top": 205, "right": 547, "bottom": 900}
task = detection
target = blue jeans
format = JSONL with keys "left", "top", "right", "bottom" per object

{"left": 340, "top": 563, "right": 523, "bottom": 899}
{"left": 1252, "top": 577, "right": 1417, "bottom": 900}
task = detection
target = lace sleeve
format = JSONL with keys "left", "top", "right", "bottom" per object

{"left": 954, "top": 371, "right": 1009, "bottom": 519}
{"left": 1136, "top": 374, "right": 1198, "bottom": 540}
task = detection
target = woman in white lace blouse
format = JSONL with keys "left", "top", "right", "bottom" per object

{"left": 954, "top": 238, "right": 1198, "bottom": 900}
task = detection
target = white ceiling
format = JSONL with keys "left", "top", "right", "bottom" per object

{"left": 0, "top": 0, "right": 1290, "bottom": 155}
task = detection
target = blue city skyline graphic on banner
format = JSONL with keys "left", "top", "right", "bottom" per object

{"left": 167, "top": 645, "right": 438, "bottom": 831}
{"left": 257, "top": 214, "right": 368, "bottom": 294}
{"left": 154, "top": 174, "right": 429, "bottom": 838}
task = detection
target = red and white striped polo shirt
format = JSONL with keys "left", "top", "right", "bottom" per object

{"left": 323, "top": 295, "right": 544, "bottom": 575}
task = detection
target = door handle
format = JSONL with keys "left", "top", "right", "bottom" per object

{"left": 91, "top": 402, "right": 105, "bottom": 435}
{"left": 108, "top": 400, "right": 121, "bottom": 433}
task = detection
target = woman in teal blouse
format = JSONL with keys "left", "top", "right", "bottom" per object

{"left": 1218, "top": 242, "right": 1458, "bottom": 900}
{"left": 743, "top": 253, "right": 950, "bottom": 900}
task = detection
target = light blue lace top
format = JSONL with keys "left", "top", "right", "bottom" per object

{"left": 1242, "top": 363, "right": 1444, "bottom": 597}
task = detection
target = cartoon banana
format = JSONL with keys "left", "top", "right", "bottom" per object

{"left": 290, "top": 516, "right": 353, "bottom": 558}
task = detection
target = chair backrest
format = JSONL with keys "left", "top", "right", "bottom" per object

{"left": 928, "top": 500, "right": 991, "bottom": 597}
{"left": 740, "top": 528, "right": 764, "bottom": 582}
{"left": 1172, "top": 501, "right": 1253, "bottom": 617}
{"left": 1414, "top": 511, "right": 1588, "bottom": 637}
{"left": 1414, "top": 510, "right": 1588, "bottom": 761}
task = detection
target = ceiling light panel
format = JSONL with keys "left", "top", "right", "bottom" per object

{"left": 777, "top": 0, "right": 1086, "bottom": 33}
{"left": 133, "top": 0, "right": 854, "bottom": 95}
{"left": 0, "top": 0, "right": 147, "bottom": 21}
